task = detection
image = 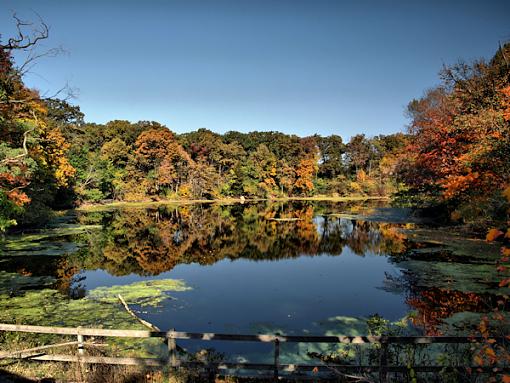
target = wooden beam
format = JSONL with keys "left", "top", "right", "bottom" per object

{"left": 0, "top": 341, "right": 105, "bottom": 360}
{"left": 0, "top": 341, "right": 78, "bottom": 360}
{"left": 0, "top": 323, "right": 507, "bottom": 345}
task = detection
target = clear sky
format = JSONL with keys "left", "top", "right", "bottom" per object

{"left": 1, "top": 0, "right": 509, "bottom": 138}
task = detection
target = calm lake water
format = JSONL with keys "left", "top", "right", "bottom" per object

{"left": 0, "top": 200, "right": 504, "bottom": 362}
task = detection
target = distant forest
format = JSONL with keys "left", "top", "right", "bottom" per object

{"left": 1, "top": 23, "right": 509, "bottom": 230}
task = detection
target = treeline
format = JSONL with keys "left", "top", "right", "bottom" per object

{"left": 0, "top": 32, "right": 406, "bottom": 230}
{"left": 63, "top": 120, "right": 407, "bottom": 203}
{"left": 4, "top": 108, "right": 408, "bottom": 228}
{"left": 1, "top": 22, "right": 509, "bottom": 230}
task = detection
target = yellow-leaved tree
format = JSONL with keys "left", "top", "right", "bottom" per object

{"left": 0, "top": 16, "right": 75, "bottom": 229}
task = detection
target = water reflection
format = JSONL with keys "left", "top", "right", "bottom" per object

{"left": 69, "top": 202, "right": 409, "bottom": 277}
{"left": 0, "top": 201, "right": 505, "bottom": 336}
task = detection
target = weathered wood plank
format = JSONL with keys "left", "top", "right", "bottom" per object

{"left": 0, "top": 341, "right": 78, "bottom": 360}
{"left": 0, "top": 341, "right": 106, "bottom": 360}
{"left": 0, "top": 323, "right": 506, "bottom": 344}
{"left": 0, "top": 342, "right": 78, "bottom": 359}
{"left": 0, "top": 323, "right": 159, "bottom": 338}
{"left": 167, "top": 328, "right": 177, "bottom": 368}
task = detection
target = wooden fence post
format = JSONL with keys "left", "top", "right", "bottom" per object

{"left": 379, "top": 340, "right": 388, "bottom": 383}
{"left": 274, "top": 337, "right": 280, "bottom": 380}
{"left": 77, "top": 327, "right": 84, "bottom": 356}
{"left": 167, "top": 328, "right": 177, "bottom": 368}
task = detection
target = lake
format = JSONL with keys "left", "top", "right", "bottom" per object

{"left": 0, "top": 200, "right": 505, "bottom": 363}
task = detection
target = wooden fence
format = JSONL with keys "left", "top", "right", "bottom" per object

{"left": 0, "top": 323, "right": 508, "bottom": 381}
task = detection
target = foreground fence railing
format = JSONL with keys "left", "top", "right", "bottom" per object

{"left": 0, "top": 323, "right": 508, "bottom": 381}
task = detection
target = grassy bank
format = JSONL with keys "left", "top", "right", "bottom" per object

{"left": 0, "top": 360, "right": 246, "bottom": 382}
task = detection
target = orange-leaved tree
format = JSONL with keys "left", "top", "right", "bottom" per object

{"left": 398, "top": 43, "right": 510, "bottom": 223}
{"left": 1, "top": 22, "right": 75, "bottom": 229}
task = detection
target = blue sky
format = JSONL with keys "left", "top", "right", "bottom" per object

{"left": 1, "top": 0, "right": 509, "bottom": 138}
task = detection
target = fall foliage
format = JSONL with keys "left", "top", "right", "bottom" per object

{"left": 398, "top": 43, "right": 510, "bottom": 224}
{"left": 1, "top": 19, "right": 509, "bottom": 240}
{"left": 1, "top": 32, "right": 75, "bottom": 229}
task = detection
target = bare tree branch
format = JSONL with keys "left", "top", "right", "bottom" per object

{"left": 41, "top": 82, "right": 79, "bottom": 102}
{"left": 2, "top": 12, "right": 49, "bottom": 51}
{"left": 7, "top": 182, "right": 31, "bottom": 193}
{"left": 117, "top": 295, "right": 161, "bottom": 332}
{"left": 1, "top": 13, "right": 77, "bottom": 103}
{"left": 18, "top": 45, "right": 66, "bottom": 76}
{"left": 0, "top": 128, "right": 34, "bottom": 166}
{"left": 0, "top": 111, "right": 38, "bottom": 166}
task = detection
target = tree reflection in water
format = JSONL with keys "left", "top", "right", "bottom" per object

{"left": 1, "top": 201, "right": 506, "bottom": 336}
{"left": 69, "top": 202, "right": 409, "bottom": 277}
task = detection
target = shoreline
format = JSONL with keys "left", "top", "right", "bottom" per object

{"left": 75, "top": 195, "right": 390, "bottom": 211}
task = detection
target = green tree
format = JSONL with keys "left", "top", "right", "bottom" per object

{"left": 316, "top": 134, "right": 345, "bottom": 178}
{"left": 241, "top": 144, "right": 277, "bottom": 197}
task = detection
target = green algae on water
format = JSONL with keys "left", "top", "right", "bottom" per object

{"left": 0, "top": 289, "right": 138, "bottom": 329}
{"left": 0, "top": 271, "right": 55, "bottom": 293}
{"left": 87, "top": 279, "right": 192, "bottom": 306}
{"left": 0, "top": 275, "right": 191, "bottom": 327}
{"left": 0, "top": 288, "right": 169, "bottom": 358}
{"left": 0, "top": 276, "right": 192, "bottom": 358}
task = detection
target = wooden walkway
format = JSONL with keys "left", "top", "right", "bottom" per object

{"left": 0, "top": 323, "right": 508, "bottom": 381}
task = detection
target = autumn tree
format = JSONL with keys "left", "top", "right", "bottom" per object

{"left": 181, "top": 128, "right": 246, "bottom": 196}
{"left": 398, "top": 43, "right": 510, "bottom": 222}
{"left": 241, "top": 144, "right": 277, "bottom": 197}
{"left": 345, "top": 134, "right": 372, "bottom": 175}
{"left": 188, "top": 160, "right": 221, "bottom": 199}
{"left": 275, "top": 159, "right": 295, "bottom": 196}
{"left": 134, "top": 128, "right": 193, "bottom": 197}
{"left": 294, "top": 157, "right": 317, "bottom": 195}
{"left": 0, "top": 16, "right": 75, "bottom": 228}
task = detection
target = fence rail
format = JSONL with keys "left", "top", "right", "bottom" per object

{"left": 0, "top": 323, "right": 508, "bottom": 382}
